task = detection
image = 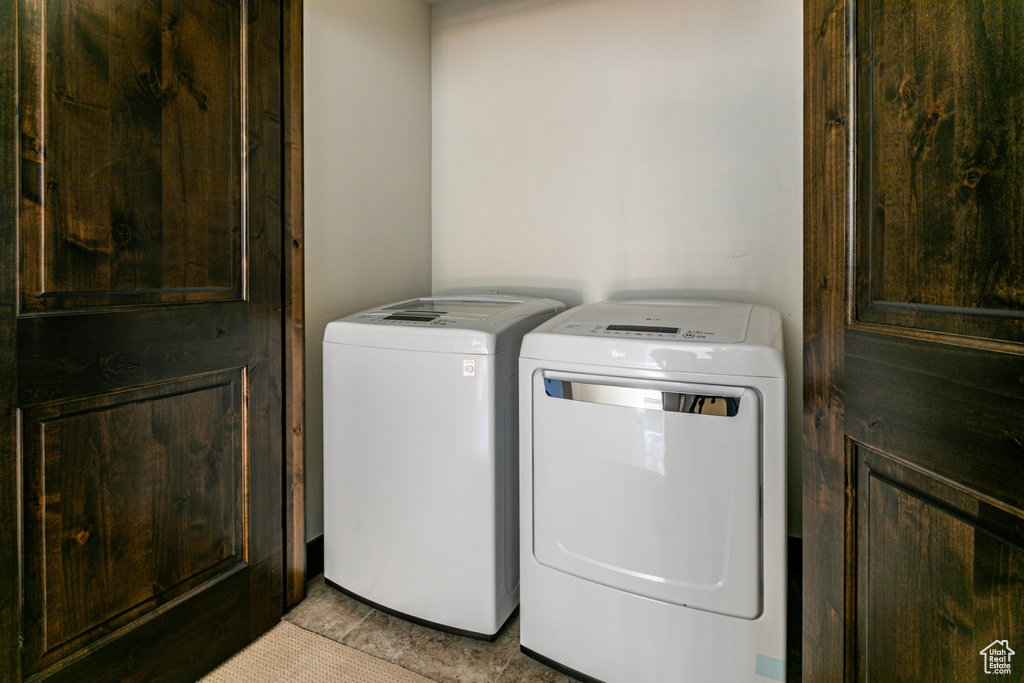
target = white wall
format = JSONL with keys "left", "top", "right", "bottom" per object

{"left": 431, "top": 0, "right": 804, "bottom": 534}
{"left": 305, "top": 0, "right": 433, "bottom": 540}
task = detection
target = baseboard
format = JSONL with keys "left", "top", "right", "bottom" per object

{"left": 306, "top": 534, "right": 324, "bottom": 581}
{"left": 788, "top": 535, "right": 802, "bottom": 576}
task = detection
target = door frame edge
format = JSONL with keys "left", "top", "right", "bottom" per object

{"left": 282, "top": 0, "right": 306, "bottom": 611}
{"left": 803, "top": 0, "right": 853, "bottom": 679}
{"left": 1, "top": 0, "right": 22, "bottom": 678}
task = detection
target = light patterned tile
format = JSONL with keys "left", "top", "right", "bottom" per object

{"left": 340, "top": 609, "right": 520, "bottom": 683}
{"left": 495, "top": 651, "right": 580, "bottom": 683}
{"left": 287, "top": 570, "right": 803, "bottom": 683}
{"left": 282, "top": 574, "right": 374, "bottom": 642}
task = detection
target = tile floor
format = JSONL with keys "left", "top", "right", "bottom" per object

{"left": 282, "top": 573, "right": 802, "bottom": 682}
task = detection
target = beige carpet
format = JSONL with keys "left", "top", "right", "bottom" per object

{"left": 200, "top": 621, "right": 435, "bottom": 683}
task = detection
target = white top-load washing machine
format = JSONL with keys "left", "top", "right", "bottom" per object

{"left": 519, "top": 300, "right": 787, "bottom": 682}
{"left": 323, "top": 295, "right": 564, "bottom": 639}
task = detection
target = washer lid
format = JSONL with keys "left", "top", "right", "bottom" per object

{"left": 324, "top": 295, "right": 565, "bottom": 354}
{"left": 521, "top": 300, "right": 785, "bottom": 378}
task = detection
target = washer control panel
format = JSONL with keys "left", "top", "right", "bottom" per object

{"left": 348, "top": 312, "right": 469, "bottom": 328}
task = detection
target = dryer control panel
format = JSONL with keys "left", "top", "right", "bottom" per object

{"left": 547, "top": 300, "right": 754, "bottom": 344}
{"left": 555, "top": 322, "right": 744, "bottom": 343}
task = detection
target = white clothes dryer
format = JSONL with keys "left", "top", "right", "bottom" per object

{"left": 323, "top": 295, "right": 563, "bottom": 639}
{"left": 519, "top": 300, "right": 787, "bottom": 681}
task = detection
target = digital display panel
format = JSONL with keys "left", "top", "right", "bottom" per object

{"left": 384, "top": 313, "right": 441, "bottom": 322}
{"left": 605, "top": 324, "right": 679, "bottom": 334}
{"left": 384, "top": 300, "right": 515, "bottom": 315}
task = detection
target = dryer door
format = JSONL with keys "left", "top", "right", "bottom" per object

{"left": 532, "top": 370, "right": 762, "bottom": 619}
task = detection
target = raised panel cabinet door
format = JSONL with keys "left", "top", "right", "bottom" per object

{"left": 854, "top": 0, "right": 1024, "bottom": 343}
{"left": 1, "top": 0, "right": 285, "bottom": 680}
{"left": 19, "top": 0, "right": 243, "bottom": 312}
{"left": 805, "top": 0, "right": 1024, "bottom": 680}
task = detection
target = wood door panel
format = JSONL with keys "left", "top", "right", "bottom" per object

{"left": 21, "top": 371, "right": 246, "bottom": 675}
{"left": 17, "top": 303, "right": 248, "bottom": 406}
{"left": 857, "top": 446, "right": 1024, "bottom": 683}
{"left": 18, "top": 0, "right": 242, "bottom": 311}
{"left": 33, "top": 564, "right": 252, "bottom": 683}
{"left": 845, "top": 329, "right": 1024, "bottom": 512}
{"left": 2, "top": 0, "right": 296, "bottom": 679}
{"left": 855, "top": 0, "right": 1024, "bottom": 341}
{"left": 806, "top": 0, "right": 1024, "bottom": 679}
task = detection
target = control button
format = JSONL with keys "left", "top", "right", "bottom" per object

{"left": 683, "top": 333, "right": 695, "bottom": 338}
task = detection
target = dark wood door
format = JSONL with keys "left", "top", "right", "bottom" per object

{"left": 0, "top": 0, "right": 288, "bottom": 680}
{"left": 805, "top": 0, "right": 1024, "bottom": 681}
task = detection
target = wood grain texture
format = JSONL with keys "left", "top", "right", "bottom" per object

{"left": 0, "top": 0, "right": 21, "bottom": 679}
{"left": 803, "top": 0, "right": 852, "bottom": 679}
{"left": 35, "top": 565, "right": 251, "bottom": 683}
{"left": 282, "top": 0, "right": 306, "bottom": 611}
{"left": 857, "top": 0, "right": 1024, "bottom": 340}
{"left": 846, "top": 329, "right": 1024, "bottom": 512}
{"left": 809, "top": 1, "right": 1024, "bottom": 680}
{"left": 7, "top": 0, "right": 291, "bottom": 679}
{"left": 244, "top": 0, "right": 286, "bottom": 636}
{"left": 857, "top": 448, "right": 1024, "bottom": 683}
{"left": 18, "top": 0, "right": 242, "bottom": 311}
{"left": 21, "top": 373, "right": 245, "bottom": 675}
{"left": 17, "top": 303, "right": 248, "bottom": 406}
